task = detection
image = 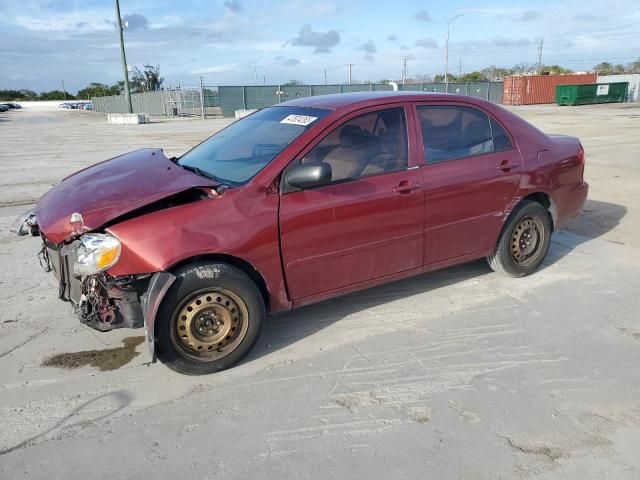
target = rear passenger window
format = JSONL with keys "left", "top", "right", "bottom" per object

{"left": 417, "top": 106, "right": 509, "bottom": 164}
{"left": 490, "top": 118, "right": 513, "bottom": 152}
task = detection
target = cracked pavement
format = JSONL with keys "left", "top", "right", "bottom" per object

{"left": 1, "top": 104, "right": 639, "bottom": 479}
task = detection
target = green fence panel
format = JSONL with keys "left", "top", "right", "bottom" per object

{"left": 203, "top": 89, "right": 220, "bottom": 107}
{"left": 281, "top": 85, "right": 312, "bottom": 102}
{"left": 371, "top": 84, "right": 394, "bottom": 91}
{"left": 310, "top": 85, "right": 342, "bottom": 95}
{"left": 245, "top": 86, "right": 279, "bottom": 110}
{"left": 397, "top": 84, "right": 422, "bottom": 91}
{"left": 218, "top": 86, "right": 246, "bottom": 116}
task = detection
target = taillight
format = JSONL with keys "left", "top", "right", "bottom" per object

{"left": 577, "top": 146, "right": 585, "bottom": 164}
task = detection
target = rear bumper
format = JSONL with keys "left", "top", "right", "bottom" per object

{"left": 553, "top": 181, "right": 589, "bottom": 229}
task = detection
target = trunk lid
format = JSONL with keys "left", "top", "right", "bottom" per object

{"left": 36, "top": 148, "right": 217, "bottom": 244}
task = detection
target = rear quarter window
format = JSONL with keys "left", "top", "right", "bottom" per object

{"left": 490, "top": 118, "right": 514, "bottom": 152}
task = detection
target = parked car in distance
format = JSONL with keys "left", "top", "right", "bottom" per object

{"left": 83, "top": 102, "right": 93, "bottom": 110}
{"left": 0, "top": 104, "right": 9, "bottom": 112}
{"left": 12, "top": 92, "right": 588, "bottom": 374}
{"left": 1, "top": 102, "right": 21, "bottom": 109}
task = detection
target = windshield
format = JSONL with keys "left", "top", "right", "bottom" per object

{"left": 179, "top": 106, "right": 329, "bottom": 185}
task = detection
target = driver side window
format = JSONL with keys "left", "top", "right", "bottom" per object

{"left": 300, "top": 107, "right": 408, "bottom": 184}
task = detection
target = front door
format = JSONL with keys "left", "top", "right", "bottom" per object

{"left": 414, "top": 103, "right": 523, "bottom": 264}
{"left": 279, "top": 106, "right": 424, "bottom": 300}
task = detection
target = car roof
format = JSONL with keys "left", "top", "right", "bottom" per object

{"left": 277, "top": 91, "right": 489, "bottom": 111}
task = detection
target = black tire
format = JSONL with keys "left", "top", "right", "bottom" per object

{"left": 487, "top": 200, "right": 552, "bottom": 277}
{"left": 155, "top": 262, "right": 265, "bottom": 375}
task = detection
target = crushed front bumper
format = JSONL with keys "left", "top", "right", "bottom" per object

{"left": 39, "top": 238, "right": 147, "bottom": 332}
{"left": 40, "top": 239, "right": 176, "bottom": 360}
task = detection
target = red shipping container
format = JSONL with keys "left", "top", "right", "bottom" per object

{"left": 503, "top": 73, "right": 597, "bottom": 105}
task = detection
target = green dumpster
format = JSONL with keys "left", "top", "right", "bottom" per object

{"left": 556, "top": 82, "right": 628, "bottom": 106}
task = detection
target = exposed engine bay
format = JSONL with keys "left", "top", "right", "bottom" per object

{"left": 39, "top": 243, "right": 150, "bottom": 331}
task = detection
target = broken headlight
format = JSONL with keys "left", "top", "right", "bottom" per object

{"left": 10, "top": 208, "right": 38, "bottom": 236}
{"left": 72, "top": 233, "right": 121, "bottom": 276}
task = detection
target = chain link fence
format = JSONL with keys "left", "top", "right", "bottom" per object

{"left": 93, "top": 82, "right": 504, "bottom": 118}
{"left": 92, "top": 88, "right": 204, "bottom": 116}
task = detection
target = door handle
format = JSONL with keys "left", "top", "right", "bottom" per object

{"left": 497, "top": 160, "right": 519, "bottom": 172}
{"left": 392, "top": 181, "right": 422, "bottom": 194}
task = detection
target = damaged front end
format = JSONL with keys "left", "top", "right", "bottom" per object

{"left": 40, "top": 235, "right": 150, "bottom": 332}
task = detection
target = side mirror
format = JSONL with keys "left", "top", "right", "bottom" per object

{"left": 285, "top": 163, "right": 332, "bottom": 190}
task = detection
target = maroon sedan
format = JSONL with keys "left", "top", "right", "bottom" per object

{"left": 12, "top": 92, "right": 588, "bottom": 374}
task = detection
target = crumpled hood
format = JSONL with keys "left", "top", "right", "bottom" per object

{"left": 37, "top": 148, "right": 217, "bottom": 244}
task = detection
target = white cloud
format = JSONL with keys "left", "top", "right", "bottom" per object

{"left": 278, "top": 0, "right": 340, "bottom": 16}
{"left": 190, "top": 63, "right": 240, "bottom": 74}
{"left": 14, "top": 10, "right": 112, "bottom": 32}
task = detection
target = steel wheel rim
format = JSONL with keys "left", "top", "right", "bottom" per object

{"left": 170, "top": 289, "right": 249, "bottom": 362}
{"left": 510, "top": 215, "right": 545, "bottom": 267}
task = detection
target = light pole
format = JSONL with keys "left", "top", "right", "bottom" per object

{"left": 114, "top": 0, "right": 133, "bottom": 113}
{"left": 444, "top": 14, "right": 463, "bottom": 92}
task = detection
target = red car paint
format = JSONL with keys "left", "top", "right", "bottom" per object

{"left": 37, "top": 148, "right": 218, "bottom": 244}
{"left": 36, "top": 92, "right": 588, "bottom": 316}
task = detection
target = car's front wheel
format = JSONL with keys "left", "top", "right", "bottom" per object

{"left": 155, "top": 262, "right": 265, "bottom": 375}
{"left": 487, "top": 200, "right": 552, "bottom": 277}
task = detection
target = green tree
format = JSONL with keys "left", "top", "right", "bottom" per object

{"left": 459, "top": 71, "right": 489, "bottom": 82}
{"left": 76, "top": 82, "right": 119, "bottom": 100}
{"left": 481, "top": 66, "right": 511, "bottom": 81}
{"left": 39, "top": 90, "right": 75, "bottom": 100}
{"left": 593, "top": 62, "right": 624, "bottom": 75}
{"left": 626, "top": 58, "right": 640, "bottom": 74}
{"left": 433, "top": 73, "right": 457, "bottom": 82}
{"left": 0, "top": 89, "right": 38, "bottom": 101}
{"left": 509, "top": 63, "right": 537, "bottom": 75}
{"left": 539, "top": 64, "right": 574, "bottom": 75}
{"left": 130, "top": 64, "right": 164, "bottom": 93}
{"left": 284, "top": 79, "right": 305, "bottom": 85}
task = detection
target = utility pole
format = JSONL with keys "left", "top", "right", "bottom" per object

{"left": 199, "top": 76, "right": 205, "bottom": 120}
{"left": 61, "top": 80, "right": 67, "bottom": 100}
{"left": 347, "top": 63, "right": 353, "bottom": 85}
{"left": 537, "top": 38, "right": 544, "bottom": 74}
{"left": 458, "top": 57, "right": 462, "bottom": 78}
{"left": 401, "top": 56, "right": 408, "bottom": 84}
{"left": 114, "top": 0, "right": 133, "bottom": 113}
{"left": 444, "top": 14, "right": 463, "bottom": 92}
{"left": 254, "top": 65, "right": 258, "bottom": 85}
{"left": 263, "top": 75, "right": 266, "bottom": 85}
{"left": 323, "top": 68, "right": 327, "bottom": 85}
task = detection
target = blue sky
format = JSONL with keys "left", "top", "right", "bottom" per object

{"left": 1, "top": 0, "right": 639, "bottom": 92}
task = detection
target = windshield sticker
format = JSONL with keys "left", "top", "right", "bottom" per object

{"left": 280, "top": 114, "right": 318, "bottom": 126}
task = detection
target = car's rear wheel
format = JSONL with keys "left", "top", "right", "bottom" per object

{"left": 487, "top": 200, "right": 552, "bottom": 277}
{"left": 155, "top": 262, "right": 265, "bottom": 375}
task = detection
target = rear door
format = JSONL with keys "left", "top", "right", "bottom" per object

{"left": 413, "top": 103, "right": 523, "bottom": 265}
{"left": 279, "top": 105, "right": 424, "bottom": 300}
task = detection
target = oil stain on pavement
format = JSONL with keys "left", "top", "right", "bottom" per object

{"left": 41, "top": 336, "right": 145, "bottom": 371}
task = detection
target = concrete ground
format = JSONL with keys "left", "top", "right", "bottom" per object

{"left": 0, "top": 103, "right": 639, "bottom": 479}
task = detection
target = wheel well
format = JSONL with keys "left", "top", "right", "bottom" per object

{"left": 168, "top": 254, "right": 270, "bottom": 309}
{"left": 521, "top": 192, "right": 556, "bottom": 230}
